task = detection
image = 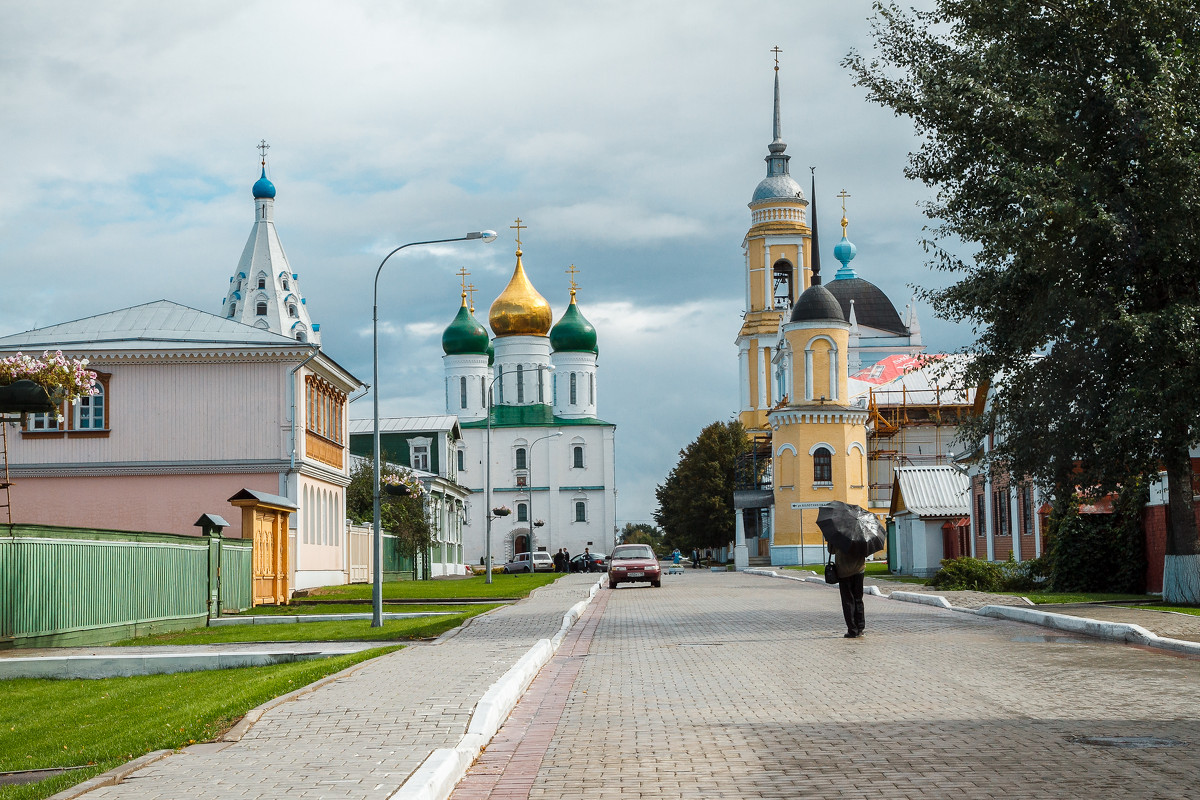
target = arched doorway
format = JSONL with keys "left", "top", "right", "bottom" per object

{"left": 514, "top": 533, "right": 530, "bottom": 555}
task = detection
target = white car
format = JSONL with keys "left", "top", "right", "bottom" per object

{"left": 503, "top": 551, "right": 554, "bottom": 573}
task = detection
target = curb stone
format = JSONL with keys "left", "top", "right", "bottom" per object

{"left": 745, "top": 568, "right": 1200, "bottom": 657}
{"left": 44, "top": 751, "right": 173, "bottom": 800}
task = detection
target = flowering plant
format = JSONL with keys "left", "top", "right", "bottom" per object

{"left": 492, "top": 505, "right": 512, "bottom": 517}
{"left": 534, "top": 519, "right": 545, "bottom": 527}
{"left": 381, "top": 467, "right": 426, "bottom": 498}
{"left": 0, "top": 351, "right": 98, "bottom": 401}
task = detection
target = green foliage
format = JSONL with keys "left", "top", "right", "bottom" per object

{"left": 302, "top": 573, "right": 559, "bottom": 601}
{"left": 117, "top": 614, "right": 476, "bottom": 645}
{"left": 929, "top": 556, "right": 1043, "bottom": 592}
{"left": 846, "top": 2, "right": 1200, "bottom": 569}
{"left": 1042, "top": 483, "right": 1149, "bottom": 593}
{"left": 653, "top": 420, "right": 748, "bottom": 552}
{"left": 619, "top": 522, "right": 666, "bottom": 556}
{"left": 345, "top": 456, "right": 432, "bottom": 568}
{"left": 0, "top": 649, "right": 395, "bottom": 800}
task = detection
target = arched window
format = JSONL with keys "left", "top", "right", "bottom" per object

{"left": 289, "top": 304, "right": 298, "bottom": 318}
{"left": 296, "top": 331, "right": 307, "bottom": 342}
{"left": 813, "top": 447, "right": 833, "bottom": 484}
{"left": 282, "top": 278, "right": 289, "bottom": 290}
{"left": 457, "top": 449, "right": 465, "bottom": 471}
{"left": 574, "top": 501, "right": 587, "bottom": 522}
{"left": 256, "top": 301, "right": 268, "bottom": 316}
{"left": 515, "top": 447, "right": 527, "bottom": 470}
{"left": 516, "top": 364, "right": 525, "bottom": 403}
{"left": 570, "top": 373, "right": 577, "bottom": 405}
{"left": 772, "top": 259, "right": 794, "bottom": 309}
{"left": 517, "top": 502, "right": 528, "bottom": 522}
{"left": 573, "top": 445, "right": 584, "bottom": 468}
{"left": 460, "top": 376, "right": 468, "bottom": 409}
{"left": 229, "top": 303, "right": 236, "bottom": 317}
{"left": 590, "top": 373, "right": 594, "bottom": 405}
{"left": 257, "top": 277, "right": 266, "bottom": 289}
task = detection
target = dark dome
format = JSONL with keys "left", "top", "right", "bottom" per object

{"left": 825, "top": 277, "right": 907, "bottom": 335}
{"left": 790, "top": 284, "right": 846, "bottom": 324}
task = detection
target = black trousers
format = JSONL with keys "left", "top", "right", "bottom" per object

{"left": 838, "top": 571, "right": 865, "bottom": 635}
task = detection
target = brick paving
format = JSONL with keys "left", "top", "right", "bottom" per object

{"left": 452, "top": 570, "right": 1200, "bottom": 800}
{"left": 79, "top": 575, "right": 599, "bottom": 800}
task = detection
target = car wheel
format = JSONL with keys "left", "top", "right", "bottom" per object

{"left": 652, "top": 579, "right": 661, "bottom": 588}
{"left": 609, "top": 580, "right": 618, "bottom": 589}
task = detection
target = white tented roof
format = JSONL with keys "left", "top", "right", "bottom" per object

{"left": 892, "top": 465, "right": 970, "bottom": 517}
{"left": 349, "top": 416, "right": 461, "bottom": 435}
{"left": 0, "top": 300, "right": 306, "bottom": 351}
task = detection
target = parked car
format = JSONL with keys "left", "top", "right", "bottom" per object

{"left": 503, "top": 551, "right": 554, "bottom": 573}
{"left": 569, "top": 551, "right": 607, "bottom": 573}
{"left": 607, "top": 544, "right": 662, "bottom": 588}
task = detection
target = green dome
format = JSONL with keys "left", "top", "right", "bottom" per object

{"left": 442, "top": 300, "right": 490, "bottom": 356}
{"left": 550, "top": 293, "right": 597, "bottom": 352}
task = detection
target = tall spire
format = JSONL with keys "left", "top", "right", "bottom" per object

{"left": 771, "top": 46, "right": 783, "bottom": 147}
{"left": 810, "top": 168, "right": 822, "bottom": 286}
{"left": 765, "top": 47, "right": 790, "bottom": 177}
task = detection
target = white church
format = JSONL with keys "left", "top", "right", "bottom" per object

{"left": 440, "top": 227, "right": 617, "bottom": 567}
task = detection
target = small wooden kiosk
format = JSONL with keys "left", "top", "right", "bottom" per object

{"left": 228, "top": 489, "right": 296, "bottom": 606}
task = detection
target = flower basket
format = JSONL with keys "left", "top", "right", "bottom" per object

{"left": 0, "top": 379, "right": 56, "bottom": 414}
{"left": 533, "top": 520, "right": 545, "bottom": 528}
{"left": 382, "top": 484, "right": 410, "bottom": 497}
{"left": 492, "top": 506, "right": 511, "bottom": 517}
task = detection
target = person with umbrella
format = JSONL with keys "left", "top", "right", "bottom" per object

{"left": 816, "top": 502, "right": 886, "bottom": 639}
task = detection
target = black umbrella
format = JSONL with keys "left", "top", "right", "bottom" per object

{"left": 816, "top": 502, "right": 886, "bottom": 558}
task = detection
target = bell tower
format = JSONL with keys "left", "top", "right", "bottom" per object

{"left": 737, "top": 49, "right": 811, "bottom": 432}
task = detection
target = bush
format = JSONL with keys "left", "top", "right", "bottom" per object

{"left": 929, "top": 555, "right": 1046, "bottom": 592}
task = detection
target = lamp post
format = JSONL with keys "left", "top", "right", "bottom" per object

{"left": 373, "top": 230, "right": 497, "bottom": 628}
{"left": 484, "top": 365, "right": 553, "bottom": 584}
{"left": 527, "top": 430, "right": 563, "bottom": 557}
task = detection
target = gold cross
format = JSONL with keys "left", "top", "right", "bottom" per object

{"left": 838, "top": 189, "right": 851, "bottom": 214}
{"left": 258, "top": 139, "right": 270, "bottom": 165}
{"left": 565, "top": 263, "right": 580, "bottom": 291}
{"left": 510, "top": 217, "right": 526, "bottom": 250}
{"left": 466, "top": 283, "right": 478, "bottom": 312}
{"left": 456, "top": 267, "right": 470, "bottom": 292}
{"left": 771, "top": 46, "right": 782, "bottom": 70}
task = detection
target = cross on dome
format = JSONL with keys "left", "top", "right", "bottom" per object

{"left": 510, "top": 218, "right": 526, "bottom": 253}
{"left": 771, "top": 45, "right": 782, "bottom": 70}
{"left": 566, "top": 263, "right": 580, "bottom": 297}
{"left": 258, "top": 139, "right": 270, "bottom": 165}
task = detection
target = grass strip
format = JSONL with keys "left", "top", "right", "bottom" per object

{"left": 0, "top": 647, "right": 398, "bottom": 800}
{"left": 301, "top": 573, "right": 559, "bottom": 601}
{"left": 234, "top": 602, "right": 499, "bottom": 616}
{"left": 1137, "top": 604, "right": 1200, "bottom": 616}
{"left": 118, "top": 612, "right": 480, "bottom": 646}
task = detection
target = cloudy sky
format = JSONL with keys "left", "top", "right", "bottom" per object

{"left": 0, "top": 0, "right": 967, "bottom": 525}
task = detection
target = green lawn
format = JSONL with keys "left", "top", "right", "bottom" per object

{"left": 0, "top": 648, "right": 397, "bottom": 800}
{"left": 1139, "top": 604, "right": 1200, "bottom": 616}
{"left": 784, "top": 563, "right": 895, "bottom": 577}
{"left": 302, "top": 573, "right": 559, "bottom": 601}
{"left": 118, "top": 612, "right": 481, "bottom": 646}
{"left": 1016, "top": 592, "right": 1151, "bottom": 605}
{"left": 235, "top": 602, "right": 499, "bottom": 616}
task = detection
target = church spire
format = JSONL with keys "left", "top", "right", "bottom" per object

{"left": 810, "top": 168, "right": 822, "bottom": 286}
{"left": 765, "top": 47, "right": 790, "bottom": 179}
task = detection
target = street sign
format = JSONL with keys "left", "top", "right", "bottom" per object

{"left": 790, "top": 502, "right": 826, "bottom": 510}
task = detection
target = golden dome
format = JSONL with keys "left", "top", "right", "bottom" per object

{"left": 489, "top": 249, "right": 553, "bottom": 337}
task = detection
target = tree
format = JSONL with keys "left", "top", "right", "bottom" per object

{"left": 346, "top": 457, "right": 433, "bottom": 577}
{"left": 654, "top": 420, "right": 748, "bottom": 552}
{"left": 619, "top": 522, "right": 666, "bottom": 556}
{"left": 847, "top": 0, "right": 1200, "bottom": 602}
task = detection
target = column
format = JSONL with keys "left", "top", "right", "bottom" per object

{"left": 734, "top": 509, "right": 749, "bottom": 570}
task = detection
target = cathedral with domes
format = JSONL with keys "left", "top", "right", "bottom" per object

{"left": 442, "top": 225, "right": 616, "bottom": 567}
{"left": 734, "top": 56, "right": 939, "bottom": 567}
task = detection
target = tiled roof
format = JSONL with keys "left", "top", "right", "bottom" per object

{"left": 893, "top": 465, "right": 970, "bottom": 517}
{"left": 0, "top": 300, "right": 306, "bottom": 351}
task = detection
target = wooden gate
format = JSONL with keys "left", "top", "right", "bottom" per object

{"left": 229, "top": 489, "right": 297, "bottom": 606}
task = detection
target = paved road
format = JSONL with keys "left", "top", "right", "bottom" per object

{"left": 453, "top": 570, "right": 1200, "bottom": 800}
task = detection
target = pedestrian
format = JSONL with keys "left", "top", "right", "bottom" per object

{"left": 831, "top": 544, "right": 866, "bottom": 638}
{"left": 582, "top": 547, "right": 593, "bottom": 573}
{"left": 691, "top": 548, "right": 700, "bottom": 569}
{"left": 563, "top": 548, "right": 570, "bottom": 572}
{"left": 553, "top": 548, "right": 564, "bottom": 573}
{"left": 672, "top": 548, "right": 682, "bottom": 567}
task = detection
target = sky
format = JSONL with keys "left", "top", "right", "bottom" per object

{"left": 0, "top": 0, "right": 968, "bottom": 526}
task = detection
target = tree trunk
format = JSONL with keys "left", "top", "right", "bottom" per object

{"left": 1163, "top": 443, "right": 1200, "bottom": 604}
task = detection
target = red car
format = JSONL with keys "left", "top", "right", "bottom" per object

{"left": 607, "top": 544, "right": 662, "bottom": 588}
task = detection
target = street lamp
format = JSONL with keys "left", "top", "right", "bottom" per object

{"left": 372, "top": 230, "right": 497, "bottom": 628}
{"left": 484, "top": 365, "right": 553, "bottom": 584}
{"left": 527, "top": 430, "right": 563, "bottom": 557}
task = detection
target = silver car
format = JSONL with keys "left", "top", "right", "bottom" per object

{"left": 503, "top": 551, "right": 554, "bottom": 573}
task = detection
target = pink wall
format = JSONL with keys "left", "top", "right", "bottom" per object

{"left": 9, "top": 472, "right": 280, "bottom": 538}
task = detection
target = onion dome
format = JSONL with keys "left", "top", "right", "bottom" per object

{"left": 790, "top": 284, "right": 846, "bottom": 324}
{"left": 833, "top": 213, "right": 858, "bottom": 279}
{"left": 489, "top": 248, "right": 552, "bottom": 337}
{"left": 252, "top": 167, "right": 276, "bottom": 199}
{"left": 442, "top": 294, "right": 490, "bottom": 355}
{"left": 550, "top": 290, "right": 597, "bottom": 352}
{"left": 825, "top": 279, "right": 906, "bottom": 334}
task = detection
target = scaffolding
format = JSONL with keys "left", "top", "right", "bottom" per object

{"left": 866, "top": 383, "right": 977, "bottom": 509}
{"left": 0, "top": 418, "right": 13, "bottom": 526}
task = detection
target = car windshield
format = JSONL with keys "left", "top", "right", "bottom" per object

{"left": 612, "top": 546, "right": 654, "bottom": 560}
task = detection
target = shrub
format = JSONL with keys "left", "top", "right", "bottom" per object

{"left": 928, "top": 555, "right": 1046, "bottom": 592}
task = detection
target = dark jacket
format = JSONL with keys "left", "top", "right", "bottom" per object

{"left": 832, "top": 549, "right": 865, "bottom": 580}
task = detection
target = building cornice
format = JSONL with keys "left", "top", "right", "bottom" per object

{"left": 9, "top": 459, "right": 292, "bottom": 478}
{"left": 768, "top": 408, "right": 870, "bottom": 428}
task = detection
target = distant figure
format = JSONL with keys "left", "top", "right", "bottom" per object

{"left": 672, "top": 548, "right": 682, "bottom": 566}
{"left": 691, "top": 548, "right": 700, "bottom": 569}
{"left": 831, "top": 545, "right": 866, "bottom": 638}
{"left": 553, "top": 548, "right": 566, "bottom": 572}
{"left": 582, "top": 547, "right": 593, "bottom": 573}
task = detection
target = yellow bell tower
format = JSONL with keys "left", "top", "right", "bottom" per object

{"left": 737, "top": 49, "right": 812, "bottom": 432}
{"left": 766, "top": 249, "right": 870, "bottom": 564}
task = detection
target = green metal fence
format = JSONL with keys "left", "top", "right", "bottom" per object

{"left": 1, "top": 524, "right": 251, "bottom": 648}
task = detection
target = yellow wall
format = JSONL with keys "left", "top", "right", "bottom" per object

{"left": 770, "top": 420, "right": 869, "bottom": 548}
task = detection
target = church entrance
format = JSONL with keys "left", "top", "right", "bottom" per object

{"left": 514, "top": 533, "right": 529, "bottom": 555}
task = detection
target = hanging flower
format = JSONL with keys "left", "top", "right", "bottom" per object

{"left": 380, "top": 467, "right": 426, "bottom": 498}
{"left": 492, "top": 505, "right": 512, "bottom": 517}
{"left": 0, "top": 351, "right": 98, "bottom": 401}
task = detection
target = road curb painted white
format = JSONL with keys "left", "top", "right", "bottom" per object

{"left": 389, "top": 577, "right": 605, "bottom": 800}
{"left": 890, "top": 590, "right": 954, "bottom": 609}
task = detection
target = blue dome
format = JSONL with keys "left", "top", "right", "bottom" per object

{"left": 252, "top": 167, "right": 276, "bottom": 199}
{"left": 833, "top": 234, "right": 858, "bottom": 279}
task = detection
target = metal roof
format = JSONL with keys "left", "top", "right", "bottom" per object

{"left": 349, "top": 416, "right": 461, "bottom": 435}
{"left": 891, "top": 465, "right": 970, "bottom": 517}
{"left": 0, "top": 300, "right": 306, "bottom": 351}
